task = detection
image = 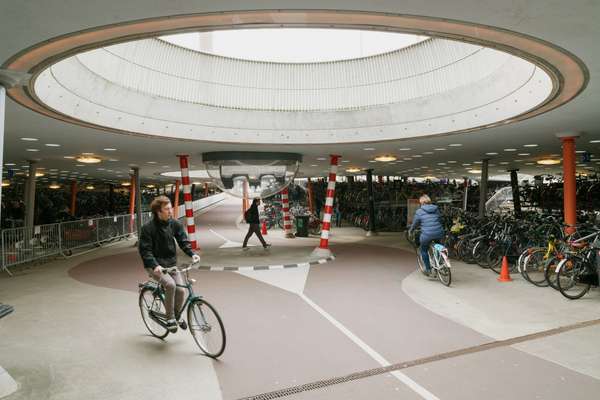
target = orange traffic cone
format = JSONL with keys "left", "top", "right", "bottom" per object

{"left": 497, "top": 256, "right": 513, "bottom": 282}
{"left": 261, "top": 221, "right": 268, "bottom": 235}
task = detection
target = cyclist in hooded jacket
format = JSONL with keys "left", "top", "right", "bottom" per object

{"left": 410, "top": 194, "right": 444, "bottom": 275}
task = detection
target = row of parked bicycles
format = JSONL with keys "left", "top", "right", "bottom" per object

{"left": 443, "top": 209, "right": 600, "bottom": 299}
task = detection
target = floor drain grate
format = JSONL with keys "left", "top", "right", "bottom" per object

{"left": 237, "top": 318, "right": 600, "bottom": 400}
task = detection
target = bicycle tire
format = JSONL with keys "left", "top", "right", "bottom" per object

{"left": 522, "top": 250, "right": 549, "bottom": 286}
{"left": 437, "top": 255, "right": 452, "bottom": 287}
{"left": 556, "top": 259, "right": 592, "bottom": 300}
{"left": 188, "top": 298, "right": 226, "bottom": 358}
{"left": 415, "top": 247, "right": 428, "bottom": 275}
{"left": 139, "top": 287, "right": 169, "bottom": 339}
{"left": 544, "top": 256, "right": 561, "bottom": 290}
{"left": 487, "top": 246, "right": 504, "bottom": 274}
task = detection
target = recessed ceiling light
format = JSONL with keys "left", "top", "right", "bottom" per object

{"left": 504, "top": 148, "right": 517, "bottom": 152}
{"left": 375, "top": 155, "right": 397, "bottom": 162}
{"left": 363, "top": 148, "right": 375, "bottom": 151}
{"left": 4, "top": 163, "right": 15, "bottom": 166}
{"left": 434, "top": 148, "right": 446, "bottom": 151}
{"left": 310, "top": 164, "right": 318, "bottom": 167}
{"left": 104, "top": 148, "right": 117, "bottom": 151}
{"left": 423, "top": 151, "right": 434, "bottom": 155}
{"left": 317, "top": 157, "right": 326, "bottom": 161}
{"left": 590, "top": 140, "right": 600, "bottom": 143}
{"left": 49, "top": 183, "right": 61, "bottom": 189}
{"left": 468, "top": 169, "right": 482, "bottom": 174}
{"left": 341, "top": 160, "right": 350, "bottom": 163}
{"left": 108, "top": 159, "right": 118, "bottom": 162}
{"left": 398, "top": 148, "right": 411, "bottom": 151}
{"left": 346, "top": 167, "right": 362, "bottom": 173}
{"left": 147, "top": 161, "right": 157, "bottom": 164}
{"left": 412, "top": 155, "right": 422, "bottom": 158}
{"left": 437, "top": 163, "right": 446, "bottom": 166}
{"left": 499, "top": 162, "right": 509, "bottom": 165}
{"left": 537, "top": 159, "right": 561, "bottom": 165}
{"left": 448, "top": 144, "right": 463, "bottom": 147}
{"left": 447, "top": 161, "right": 457, "bottom": 164}
{"left": 121, "top": 181, "right": 131, "bottom": 187}
{"left": 485, "top": 152, "right": 498, "bottom": 155}
{"left": 517, "top": 153, "right": 530, "bottom": 156}
{"left": 462, "top": 163, "right": 471, "bottom": 166}
{"left": 64, "top": 156, "right": 75, "bottom": 159}
{"left": 76, "top": 156, "right": 102, "bottom": 164}
{"left": 368, "top": 160, "right": 377, "bottom": 163}
{"left": 523, "top": 144, "right": 538, "bottom": 147}
{"left": 20, "top": 137, "right": 38, "bottom": 141}
{"left": 575, "top": 150, "right": 586, "bottom": 154}
{"left": 26, "top": 149, "right": 39, "bottom": 152}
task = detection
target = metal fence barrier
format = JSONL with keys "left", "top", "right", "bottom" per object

{"left": 0, "top": 193, "right": 226, "bottom": 276}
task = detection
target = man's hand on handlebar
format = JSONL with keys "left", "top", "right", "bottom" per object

{"left": 191, "top": 254, "right": 201, "bottom": 264}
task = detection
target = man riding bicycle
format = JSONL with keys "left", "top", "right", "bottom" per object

{"left": 410, "top": 194, "right": 444, "bottom": 276}
{"left": 138, "top": 195, "right": 200, "bottom": 333}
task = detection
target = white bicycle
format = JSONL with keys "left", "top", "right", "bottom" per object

{"left": 416, "top": 241, "right": 452, "bottom": 286}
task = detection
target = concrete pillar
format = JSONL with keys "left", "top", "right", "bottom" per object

{"left": 366, "top": 169, "right": 377, "bottom": 237}
{"left": 70, "top": 181, "right": 77, "bottom": 216}
{"left": 307, "top": 178, "right": 315, "bottom": 214}
{"left": 509, "top": 169, "right": 522, "bottom": 217}
{"left": 0, "top": 86, "right": 4, "bottom": 224}
{"left": 25, "top": 161, "right": 37, "bottom": 228}
{"left": 108, "top": 184, "right": 115, "bottom": 214}
{"left": 558, "top": 134, "right": 579, "bottom": 234}
{"left": 478, "top": 159, "right": 489, "bottom": 218}
{"left": 128, "top": 174, "right": 136, "bottom": 233}
{"left": 132, "top": 167, "right": 142, "bottom": 235}
{"left": 462, "top": 177, "right": 469, "bottom": 212}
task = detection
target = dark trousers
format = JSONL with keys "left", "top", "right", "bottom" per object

{"left": 243, "top": 223, "right": 267, "bottom": 247}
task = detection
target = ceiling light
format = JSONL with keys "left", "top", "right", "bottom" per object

{"left": 499, "top": 162, "right": 509, "bottom": 165}
{"left": 589, "top": 140, "right": 600, "bottom": 143}
{"left": 523, "top": 144, "right": 538, "bottom": 147}
{"left": 374, "top": 155, "right": 397, "bottom": 162}
{"left": 341, "top": 160, "right": 350, "bottom": 163}
{"left": 448, "top": 144, "right": 463, "bottom": 147}
{"left": 45, "top": 143, "right": 61, "bottom": 147}
{"left": 147, "top": 161, "right": 157, "bottom": 164}
{"left": 86, "top": 185, "right": 95, "bottom": 190}
{"left": 4, "top": 163, "right": 15, "bottom": 166}
{"left": 121, "top": 181, "right": 131, "bottom": 186}
{"left": 504, "top": 148, "right": 517, "bottom": 151}
{"left": 537, "top": 159, "right": 561, "bottom": 165}
{"left": 468, "top": 169, "right": 482, "bottom": 174}
{"left": 485, "top": 152, "right": 498, "bottom": 155}
{"left": 192, "top": 181, "right": 202, "bottom": 185}
{"left": 76, "top": 155, "right": 102, "bottom": 164}
{"left": 108, "top": 159, "right": 118, "bottom": 162}
{"left": 398, "top": 148, "right": 411, "bottom": 151}
{"left": 462, "top": 163, "right": 471, "bottom": 166}
{"left": 317, "top": 157, "right": 326, "bottom": 161}
{"left": 434, "top": 148, "right": 446, "bottom": 151}
{"left": 35, "top": 172, "right": 45, "bottom": 177}
{"left": 49, "top": 183, "right": 61, "bottom": 189}
{"left": 104, "top": 148, "right": 117, "bottom": 151}
{"left": 447, "top": 161, "right": 457, "bottom": 164}
{"left": 368, "top": 160, "right": 377, "bottom": 163}
{"left": 20, "top": 137, "right": 38, "bottom": 141}
{"left": 63, "top": 156, "right": 75, "bottom": 159}
{"left": 518, "top": 153, "right": 530, "bottom": 156}
{"left": 423, "top": 151, "right": 434, "bottom": 155}
{"left": 25, "top": 149, "right": 39, "bottom": 152}
{"left": 363, "top": 148, "right": 375, "bottom": 151}
{"left": 146, "top": 184, "right": 155, "bottom": 188}
{"left": 412, "top": 155, "right": 422, "bottom": 158}
{"left": 346, "top": 167, "right": 362, "bottom": 173}
{"left": 310, "top": 164, "right": 318, "bottom": 167}
{"left": 1, "top": 180, "right": 10, "bottom": 187}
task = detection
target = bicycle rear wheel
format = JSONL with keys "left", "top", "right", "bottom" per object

{"left": 556, "top": 259, "right": 592, "bottom": 300}
{"left": 486, "top": 246, "right": 504, "bottom": 274}
{"left": 188, "top": 299, "right": 226, "bottom": 358}
{"left": 544, "top": 257, "right": 561, "bottom": 290}
{"left": 139, "top": 287, "right": 169, "bottom": 339}
{"left": 522, "top": 250, "right": 548, "bottom": 286}
{"left": 437, "top": 255, "right": 452, "bottom": 287}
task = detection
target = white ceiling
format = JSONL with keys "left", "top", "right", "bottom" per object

{"left": 1, "top": 1, "right": 600, "bottom": 187}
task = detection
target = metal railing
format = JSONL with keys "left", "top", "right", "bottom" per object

{"left": 0, "top": 193, "right": 226, "bottom": 275}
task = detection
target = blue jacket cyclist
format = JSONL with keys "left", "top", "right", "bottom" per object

{"left": 410, "top": 194, "right": 444, "bottom": 275}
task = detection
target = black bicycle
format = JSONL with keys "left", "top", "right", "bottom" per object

{"left": 138, "top": 264, "right": 226, "bottom": 358}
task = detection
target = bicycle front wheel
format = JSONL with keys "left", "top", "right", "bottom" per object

{"left": 139, "top": 287, "right": 169, "bottom": 339}
{"left": 556, "top": 259, "right": 591, "bottom": 300}
{"left": 188, "top": 299, "right": 226, "bottom": 358}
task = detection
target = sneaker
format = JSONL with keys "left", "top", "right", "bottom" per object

{"left": 178, "top": 318, "right": 187, "bottom": 330}
{"left": 263, "top": 243, "right": 272, "bottom": 250}
{"left": 242, "top": 246, "right": 250, "bottom": 251}
{"left": 423, "top": 270, "right": 431, "bottom": 277}
{"left": 166, "top": 318, "right": 178, "bottom": 333}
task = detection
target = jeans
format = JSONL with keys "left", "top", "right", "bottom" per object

{"left": 243, "top": 223, "right": 267, "bottom": 247}
{"left": 420, "top": 234, "right": 442, "bottom": 272}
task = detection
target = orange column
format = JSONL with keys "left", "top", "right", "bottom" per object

{"left": 561, "top": 136, "right": 577, "bottom": 235}
{"left": 307, "top": 178, "right": 315, "bottom": 214}
{"left": 242, "top": 180, "right": 249, "bottom": 215}
{"left": 204, "top": 182, "right": 209, "bottom": 197}
{"left": 70, "top": 181, "right": 77, "bottom": 216}
{"left": 173, "top": 179, "right": 181, "bottom": 218}
{"left": 128, "top": 175, "right": 136, "bottom": 233}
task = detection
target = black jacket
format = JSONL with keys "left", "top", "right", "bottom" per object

{"left": 245, "top": 203, "right": 260, "bottom": 224}
{"left": 138, "top": 217, "right": 195, "bottom": 269}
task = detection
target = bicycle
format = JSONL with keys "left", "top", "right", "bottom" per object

{"left": 416, "top": 240, "right": 452, "bottom": 286}
{"left": 138, "top": 264, "right": 226, "bottom": 358}
{"left": 555, "top": 230, "right": 600, "bottom": 300}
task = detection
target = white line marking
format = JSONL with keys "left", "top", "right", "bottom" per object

{"left": 299, "top": 293, "right": 440, "bottom": 400}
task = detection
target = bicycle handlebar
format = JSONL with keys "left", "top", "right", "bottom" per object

{"left": 159, "top": 260, "right": 200, "bottom": 274}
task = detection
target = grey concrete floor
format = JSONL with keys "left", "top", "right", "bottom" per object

{"left": 1, "top": 196, "right": 599, "bottom": 399}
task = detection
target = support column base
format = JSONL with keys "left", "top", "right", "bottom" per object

{"left": 311, "top": 247, "right": 333, "bottom": 259}
{"left": 366, "top": 230, "right": 378, "bottom": 237}
{"left": 0, "top": 366, "right": 17, "bottom": 398}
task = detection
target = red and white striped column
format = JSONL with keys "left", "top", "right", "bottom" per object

{"left": 178, "top": 155, "right": 197, "bottom": 250}
{"left": 281, "top": 187, "right": 294, "bottom": 238}
{"left": 313, "top": 155, "right": 340, "bottom": 257}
